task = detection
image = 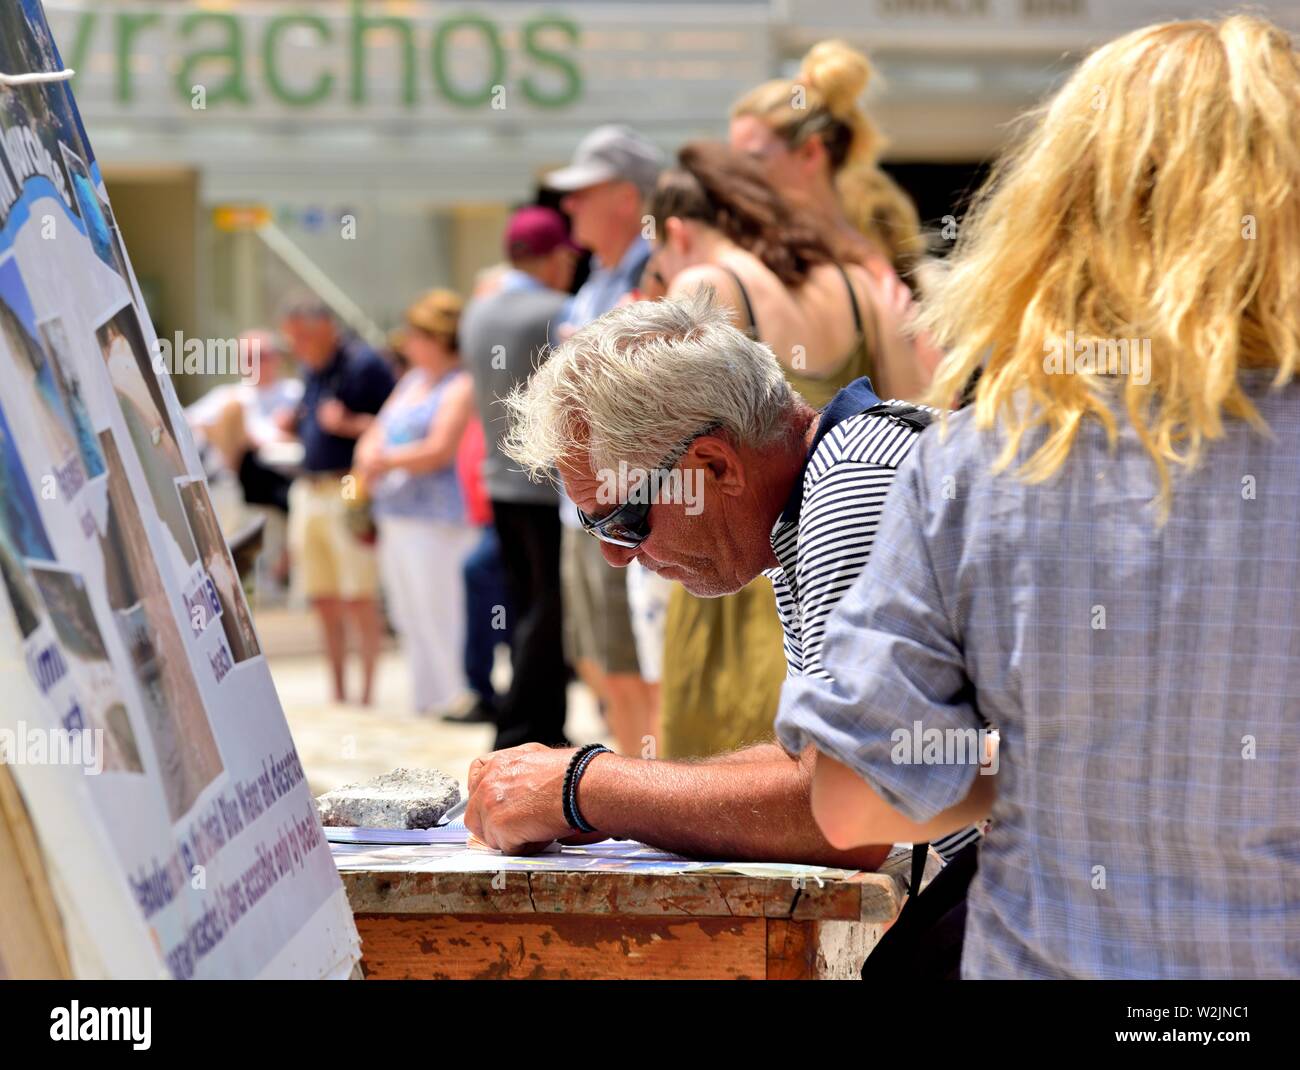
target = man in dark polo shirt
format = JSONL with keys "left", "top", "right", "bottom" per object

{"left": 280, "top": 296, "right": 395, "bottom": 706}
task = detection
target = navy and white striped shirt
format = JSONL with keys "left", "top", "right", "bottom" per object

{"left": 765, "top": 379, "right": 980, "bottom": 863}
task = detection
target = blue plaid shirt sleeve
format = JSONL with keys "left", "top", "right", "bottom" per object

{"left": 775, "top": 447, "right": 982, "bottom": 823}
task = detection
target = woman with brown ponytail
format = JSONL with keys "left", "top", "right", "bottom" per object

{"left": 649, "top": 140, "right": 928, "bottom": 405}
{"left": 645, "top": 141, "right": 926, "bottom": 759}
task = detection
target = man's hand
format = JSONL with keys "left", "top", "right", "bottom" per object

{"left": 466, "top": 743, "right": 593, "bottom": 854}
{"left": 320, "top": 399, "right": 375, "bottom": 439}
{"left": 274, "top": 406, "right": 299, "bottom": 435}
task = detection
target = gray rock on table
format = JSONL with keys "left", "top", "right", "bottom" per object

{"left": 315, "top": 767, "right": 462, "bottom": 829}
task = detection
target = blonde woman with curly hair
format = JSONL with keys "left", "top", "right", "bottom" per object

{"left": 775, "top": 15, "right": 1300, "bottom": 978}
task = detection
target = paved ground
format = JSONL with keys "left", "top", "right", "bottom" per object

{"left": 258, "top": 607, "right": 608, "bottom": 799}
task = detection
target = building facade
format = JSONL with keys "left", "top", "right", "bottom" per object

{"left": 42, "top": 0, "right": 1300, "bottom": 378}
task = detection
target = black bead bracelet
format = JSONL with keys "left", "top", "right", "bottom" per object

{"left": 562, "top": 743, "right": 611, "bottom": 833}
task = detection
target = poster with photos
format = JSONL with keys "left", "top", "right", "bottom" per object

{"left": 0, "top": 1, "right": 358, "bottom": 979}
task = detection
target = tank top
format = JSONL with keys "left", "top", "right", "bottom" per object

{"left": 722, "top": 263, "right": 877, "bottom": 410}
{"left": 370, "top": 368, "right": 466, "bottom": 523}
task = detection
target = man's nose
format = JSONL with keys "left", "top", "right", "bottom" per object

{"left": 600, "top": 542, "right": 635, "bottom": 568}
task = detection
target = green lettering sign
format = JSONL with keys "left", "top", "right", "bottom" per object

{"left": 432, "top": 15, "right": 506, "bottom": 108}
{"left": 522, "top": 16, "right": 581, "bottom": 107}
{"left": 75, "top": 4, "right": 584, "bottom": 113}
{"left": 349, "top": 0, "right": 418, "bottom": 106}
{"left": 176, "top": 13, "right": 251, "bottom": 107}
{"left": 264, "top": 15, "right": 334, "bottom": 106}
{"left": 115, "top": 11, "right": 161, "bottom": 104}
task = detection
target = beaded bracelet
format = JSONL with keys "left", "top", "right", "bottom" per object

{"left": 562, "top": 743, "right": 612, "bottom": 833}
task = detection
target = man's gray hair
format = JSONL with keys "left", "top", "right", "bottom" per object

{"left": 277, "top": 290, "right": 335, "bottom": 323}
{"left": 504, "top": 288, "right": 799, "bottom": 479}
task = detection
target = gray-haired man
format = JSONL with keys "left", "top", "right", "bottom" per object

{"left": 464, "top": 291, "right": 978, "bottom": 869}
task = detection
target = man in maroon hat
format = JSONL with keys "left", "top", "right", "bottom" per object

{"left": 461, "top": 205, "right": 579, "bottom": 747}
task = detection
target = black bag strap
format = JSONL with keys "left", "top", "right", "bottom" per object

{"left": 908, "top": 842, "right": 929, "bottom": 899}
{"left": 860, "top": 400, "right": 935, "bottom": 434}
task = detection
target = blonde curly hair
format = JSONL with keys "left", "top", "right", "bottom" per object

{"left": 920, "top": 14, "right": 1300, "bottom": 512}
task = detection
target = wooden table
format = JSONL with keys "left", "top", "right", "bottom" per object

{"left": 341, "top": 853, "right": 916, "bottom": 980}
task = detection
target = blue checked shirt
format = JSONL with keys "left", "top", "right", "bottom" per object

{"left": 776, "top": 368, "right": 1300, "bottom": 979}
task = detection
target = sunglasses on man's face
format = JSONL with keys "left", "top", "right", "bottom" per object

{"left": 575, "top": 422, "right": 721, "bottom": 549}
{"left": 577, "top": 497, "right": 653, "bottom": 549}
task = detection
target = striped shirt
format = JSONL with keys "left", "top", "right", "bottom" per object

{"left": 765, "top": 379, "right": 980, "bottom": 863}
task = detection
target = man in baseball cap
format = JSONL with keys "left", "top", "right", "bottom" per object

{"left": 544, "top": 124, "right": 664, "bottom": 200}
{"left": 541, "top": 127, "right": 666, "bottom": 765}
{"left": 503, "top": 204, "right": 580, "bottom": 262}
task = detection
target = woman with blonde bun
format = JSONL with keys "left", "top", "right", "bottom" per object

{"left": 732, "top": 41, "right": 918, "bottom": 274}
{"left": 782, "top": 15, "right": 1300, "bottom": 979}
{"left": 731, "top": 40, "right": 943, "bottom": 388}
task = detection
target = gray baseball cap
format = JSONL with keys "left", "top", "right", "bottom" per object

{"left": 545, "top": 125, "right": 664, "bottom": 198}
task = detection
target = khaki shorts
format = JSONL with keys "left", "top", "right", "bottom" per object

{"left": 288, "top": 475, "right": 380, "bottom": 601}
{"left": 561, "top": 525, "right": 641, "bottom": 676}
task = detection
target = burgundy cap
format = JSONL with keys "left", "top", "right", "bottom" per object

{"left": 504, "top": 206, "right": 577, "bottom": 260}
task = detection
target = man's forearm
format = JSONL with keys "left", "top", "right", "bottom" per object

{"left": 576, "top": 752, "right": 890, "bottom": 870}
{"left": 342, "top": 412, "right": 374, "bottom": 438}
{"left": 700, "top": 742, "right": 790, "bottom": 765}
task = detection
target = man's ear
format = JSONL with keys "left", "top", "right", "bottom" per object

{"left": 691, "top": 435, "right": 745, "bottom": 496}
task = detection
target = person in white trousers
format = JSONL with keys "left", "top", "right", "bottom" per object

{"left": 355, "top": 290, "right": 478, "bottom": 714}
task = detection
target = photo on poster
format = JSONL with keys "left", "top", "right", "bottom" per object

{"left": 0, "top": 256, "right": 101, "bottom": 495}
{"left": 0, "top": 392, "right": 55, "bottom": 562}
{"left": 93, "top": 188, "right": 134, "bottom": 300}
{"left": 58, "top": 143, "right": 129, "bottom": 286}
{"left": 98, "top": 428, "right": 223, "bottom": 820}
{"left": 28, "top": 563, "right": 143, "bottom": 773}
{"left": 178, "top": 479, "right": 261, "bottom": 663}
{"left": 38, "top": 317, "right": 106, "bottom": 479}
{"left": 96, "top": 302, "right": 197, "bottom": 565}
{"left": 0, "top": 398, "right": 54, "bottom": 638}
{"left": 0, "top": 546, "right": 42, "bottom": 638}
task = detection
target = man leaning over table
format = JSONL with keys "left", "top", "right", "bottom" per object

{"left": 463, "top": 290, "right": 980, "bottom": 871}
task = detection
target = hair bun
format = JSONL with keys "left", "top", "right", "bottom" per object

{"left": 798, "top": 39, "right": 871, "bottom": 117}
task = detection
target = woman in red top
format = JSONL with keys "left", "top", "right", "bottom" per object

{"left": 454, "top": 415, "right": 515, "bottom": 723}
